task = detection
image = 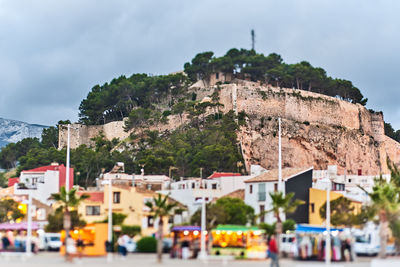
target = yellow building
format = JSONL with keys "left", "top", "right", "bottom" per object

{"left": 77, "top": 184, "right": 171, "bottom": 236}
{"left": 309, "top": 188, "right": 362, "bottom": 225}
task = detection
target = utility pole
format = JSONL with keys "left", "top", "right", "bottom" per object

{"left": 326, "top": 179, "right": 331, "bottom": 266}
{"left": 107, "top": 178, "right": 113, "bottom": 262}
{"left": 66, "top": 124, "right": 71, "bottom": 194}
{"left": 251, "top": 29, "right": 255, "bottom": 51}
{"left": 278, "top": 118, "right": 282, "bottom": 192}
{"left": 199, "top": 196, "right": 207, "bottom": 260}
{"left": 26, "top": 191, "right": 33, "bottom": 256}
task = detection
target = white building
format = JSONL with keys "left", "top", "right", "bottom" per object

{"left": 160, "top": 165, "right": 267, "bottom": 215}
{"left": 13, "top": 163, "right": 73, "bottom": 205}
{"left": 96, "top": 164, "right": 171, "bottom": 191}
{"left": 313, "top": 165, "right": 390, "bottom": 202}
{"left": 133, "top": 174, "right": 171, "bottom": 191}
{"left": 244, "top": 167, "right": 313, "bottom": 225}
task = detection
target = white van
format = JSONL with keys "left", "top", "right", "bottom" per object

{"left": 38, "top": 233, "right": 62, "bottom": 251}
{"left": 354, "top": 227, "right": 395, "bottom": 256}
{"left": 280, "top": 234, "right": 296, "bottom": 257}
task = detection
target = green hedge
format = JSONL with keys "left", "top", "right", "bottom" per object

{"left": 121, "top": 225, "right": 141, "bottom": 236}
{"left": 136, "top": 236, "right": 157, "bottom": 253}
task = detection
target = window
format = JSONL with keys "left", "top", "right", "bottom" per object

{"left": 215, "top": 72, "right": 219, "bottom": 79}
{"left": 212, "top": 184, "right": 217, "bottom": 190}
{"left": 311, "top": 203, "right": 315, "bottom": 213}
{"left": 147, "top": 216, "right": 154, "bottom": 227}
{"left": 113, "top": 192, "right": 121, "bottom": 203}
{"left": 250, "top": 185, "right": 253, "bottom": 194}
{"left": 36, "top": 208, "right": 46, "bottom": 220}
{"left": 86, "top": 206, "right": 100, "bottom": 216}
{"left": 348, "top": 179, "right": 352, "bottom": 183}
{"left": 258, "top": 183, "right": 266, "bottom": 201}
{"left": 192, "top": 183, "right": 195, "bottom": 189}
{"left": 259, "top": 205, "right": 265, "bottom": 223}
{"left": 274, "top": 183, "right": 278, "bottom": 192}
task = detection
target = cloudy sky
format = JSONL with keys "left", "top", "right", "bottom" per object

{"left": 0, "top": 0, "right": 399, "bottom": 129}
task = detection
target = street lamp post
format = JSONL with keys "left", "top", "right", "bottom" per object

{"left": 326, "top": 179, "right": 331, "bottom": 266}
{"left": 107, "top": 178, "right": 113, "bottom": 262}
{"left": 169, "top": 166, "right": 177, "bottom": 180}
{"left": 199, "top": 197, "right": 207, "bottom": 260}
{"left": 19, "top": 183, "right": 36, "bottom": 257}
{"left": 278, "top": 118, "right": 282, "bottom": 192}
{"left": 26, "top": 191, "right": 33, "bottom": 256}
{"left": 66, "top": 124, "right": 71, "bottom": 195}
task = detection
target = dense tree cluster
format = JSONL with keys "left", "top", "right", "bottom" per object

{"left": 384, "top": 122, "right": 400, "bottom": 142}
{"left": 0, "top": 123, "right": 135, "bottom": 188}
{"left": 79, "top": 73, "right": 189, "bottom": 125}
{"left": 133, "top": 111, "right": 244, "bottom": 178}
{"left": 190, "top": 197, "right": 255, "bottom": 228}
{"left": 184, "top": 48, "right": 368, "bottom": 105}
{"left": 0, "top": 109, "right": 243, "bottom": 188}
{"left": 0, "top": 199, "right": 24, "bottom": 223}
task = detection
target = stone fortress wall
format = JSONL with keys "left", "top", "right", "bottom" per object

{"left": 59, "top": 80, "right": 398, "bottom": 175}
{"left": 59, "top": 121, "right": 129, "bottom": 149}
{"left": 218, "top": 81, "right": 385, "bottom": 142}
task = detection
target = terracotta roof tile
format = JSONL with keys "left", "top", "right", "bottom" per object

{"left": 208, "top": 172, "right": 242, "bottom": 179}
{"left": 22, "top": 164, "right": 65, "bottom": 173}
{"left": 221, "top": 189, "right": 245, "bottom": 200}
{"left": 8, "top": 177, "right": 20, "bottom": 187}
{"left": 78, "top": 191, "right": 104, "bottom": 203}
{"left": 244, "top": 167, "right": 313, "bottom": 183}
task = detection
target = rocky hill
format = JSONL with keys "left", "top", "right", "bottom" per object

{"left": 0, "top": 117, "right": 47, "bottom": 147}
{"left": 59, "top": 80, "right": 400, "bottom": 176}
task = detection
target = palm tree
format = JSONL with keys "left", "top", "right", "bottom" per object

{"left": 266, "top": 191, "right": 304, "bottom": 250}
{"left": 51, "top": 187, "right": 89, "bottom": 259}
{"left": 369, "top": 180, "right": 400, "bottom": 258}
{"left": 145, "top": 193, "right": 177, "bottom": 263}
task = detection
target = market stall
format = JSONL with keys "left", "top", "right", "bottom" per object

{"left": 295, "top": 224, "right": 344, "bottom": 261}
{"left": 170, "top": 225, "right": 203, "bottom": 259}
{"left": 211, "top": 225, "right": 267, "bottom": 259}
{"left": 60, "top": 223, "right": 107, "bottom": 256}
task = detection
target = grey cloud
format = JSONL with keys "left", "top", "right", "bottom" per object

{"left": 0, "top": 0, "right": 399, "bottom": 129}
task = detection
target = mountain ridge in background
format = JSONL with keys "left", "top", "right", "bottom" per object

{"left": 0, "top": 117, "right": 48, "bottom": 148}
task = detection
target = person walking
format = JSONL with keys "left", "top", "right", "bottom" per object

{"left": 268, "top": 235, "right": 279, "bottom": 267}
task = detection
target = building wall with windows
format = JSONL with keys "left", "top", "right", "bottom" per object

{"left": 77, "top": 191, "right": 105, "bottom": 224}
{"left": 159, "top": 178, "right": 227, "bottom": 215}
{"left": 244, "top": 167, "right": 313, "bottom": 225}
{"left": 244, "top": 180, "right": 278, "bottom": 224}
{"left": 14, "top": 163, "right": 74, "bottom": 205}
{"left": 308, "top": 188, "right": 362, "bottom": 226}
{"left": 78, "top": 185, "right": 174, "bottom": 236}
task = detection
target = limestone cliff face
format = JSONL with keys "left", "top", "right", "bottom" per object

{"left": 59, "top": 80, "right": 400, "bottom": 175}
{"left": 216, "top": 81, "right": 398, "bottom": 175}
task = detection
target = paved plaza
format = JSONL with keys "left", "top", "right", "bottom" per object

{"left": 0, "top": 253, "right": 391, "bottom": 267}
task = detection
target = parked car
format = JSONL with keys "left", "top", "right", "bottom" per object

{"left": 163, "top": 238, "right": 173, "bottom": 253}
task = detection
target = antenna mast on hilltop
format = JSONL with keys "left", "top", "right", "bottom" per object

{"left": 251, "top": 29, "right": 255, "bottom": 51}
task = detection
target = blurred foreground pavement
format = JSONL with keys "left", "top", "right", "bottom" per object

{"left": 1, "top": 253, "right": 399, "bottom": 267}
